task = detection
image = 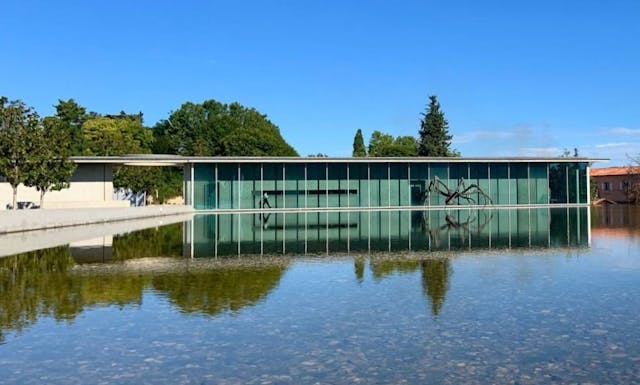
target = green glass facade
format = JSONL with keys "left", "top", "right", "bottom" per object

{"left": 187, "top": 160, "right": 591, "bottom": 210}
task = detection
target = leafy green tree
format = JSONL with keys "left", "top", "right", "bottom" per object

{"left": 24, "top": 117, "right": 76, "bottom": 207}
{"left": 54, "top": 99, "right": 87, "bottom": 155}
{"left": 221, "top": 126, "right": 298, "bottom": 156}
{"left": 418, "top": 95, "right": 454, "bottom": 157}
{"left": 154, "top": 100, "right": 297, "bottom": 156}
{"left": 368, "top": 130, "right": 394, "bottom": 156}
{"left": 82, "top": 115, "right": 153, "bottom": 156}
{"left": 368, "top": 130, "right": 418, "bottom": 157}
{"left": 392, "top": 136, "right": 419, "bottom": 156}
{"left": 352, "top": 129, "right": 367, "bottom": 157}
{"left": 81, "top": 113, "right": 165, "bottom": 201}
{"left": 0, "top": 97, "right": 41, "bottom": 209}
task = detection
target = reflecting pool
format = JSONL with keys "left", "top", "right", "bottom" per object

{"left": 1, "top": 207, "right": 639, "bottom": 384}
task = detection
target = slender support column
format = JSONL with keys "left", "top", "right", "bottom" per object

{"left": 586, "top": 165, "right": 591, "bottom": 205}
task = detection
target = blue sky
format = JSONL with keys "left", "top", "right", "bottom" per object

{"left": 2, "top": 1, "right": 639, "bottom": 166}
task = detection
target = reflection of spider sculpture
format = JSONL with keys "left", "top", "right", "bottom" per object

{"left": 424, "top": 177, "right": 492, "bottom": 206}
{"left": 421, "top": 209, "right": 494, "bottom": 248}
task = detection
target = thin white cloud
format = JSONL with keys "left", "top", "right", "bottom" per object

{"left": 595, "top": 142, "right": 635, "bottom": 149}
{"left": 454, "top": 125, "right": 533, "bottom": 144}
{"left": 454, "top": 130, "right": 517, "bottom": 144}
{"left": 520, "top": 147, "right": 563, "bottom": 157}
{"left": 454, "top": 123, "right": 638, "bottom": 166}
{"left": 606, "top": 127, "right": 640, "bottom": 136}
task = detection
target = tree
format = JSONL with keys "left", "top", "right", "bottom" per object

{"left": 221, "top": 126, "right": 297, "bottom": 156}
{"left": 625, "top": 156, "right": 640, "bottom": 204}
{"left": 82, "top": 115, "right": 152, "bottom": 156}
{"left": 81, "top": 113, "right": 163, "bottom": 202}
{"left": 53, "top": 99, "right": 87, "bottom": 155}
{"left": 368, "top": 131, "right": 394, "bottom": 156}
{"left": 418, "top": 95, "right": 454, "bottom": 157}
{"left": 0, "top": 97, "right": 41, "bottom": 209}
{"left": 153, "top": 100, "right": 298, "bottom": 156}
{"left": 368, "top": 130, "right": 418, "bottom": 157}
{"left": 352, "top": 129, "right": 367, "bottom": 157}
{"left": 24, "top": 117, "right": 76, "bottom": 207}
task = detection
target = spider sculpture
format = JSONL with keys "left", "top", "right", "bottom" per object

{"left": 423, "top": 177, "right": 492, "bottom": 206}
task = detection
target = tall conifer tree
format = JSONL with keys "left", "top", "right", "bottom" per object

{"left": 418, "top": 95, "right": 453, "bottom": 157}
{"left": 352, "top": 129, "right": 367, "bottom": 157}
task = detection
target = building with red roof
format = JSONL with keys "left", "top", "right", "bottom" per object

{"left": 590, "top": 166, "right": 640, "bottom": 203}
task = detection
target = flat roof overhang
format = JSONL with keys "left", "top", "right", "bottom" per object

{"left": 71, "top": 155, "right": 609, "bottom": 166}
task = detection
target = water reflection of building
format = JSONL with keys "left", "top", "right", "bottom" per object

{"left": 185, "top": 208, "right": 590, "bottom": 257}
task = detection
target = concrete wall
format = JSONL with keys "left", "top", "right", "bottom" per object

{"left": 0, "top": 164, "right": 129, "bottom": 209}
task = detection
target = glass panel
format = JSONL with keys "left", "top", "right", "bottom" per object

{"left": 262, "top": 163, "right": 283, "bottom": 209}
{"left": 578, "top": 163, "right": 588, "bottom": 203}
{"left": 217, "top": 163, "right": 237, "bottom": 209}
{"left": 239, "top": 163, "right": 260, "bottom": 209}
{"left": 567, "top": 162, "right": 586, "bottom": 204}
{"left": 409, "top": 163, "right": 429, "bottom": 206}
{"left": 489, "top": 163, "right": 509, "bottom": 205}
{"left": 306, "top": 163, "right": 325, "bottom": 208}
{"left": 511, "top": 163, "right": 529, "bottom": 205}
{"left": 193, "top": 164, "right": 215, "bottom": 209}
{"left": 390, "top": 163, "right": 409, "bottom": 207}
{"left": 284, "top": 163, "right": 305, "bottom": 209}
{"left": 429, "top": 163, "right": 448, "bottom": 206}
{"left": 470, "top": 163, "right": 491, "bottom": 205}
{"left": 449, "top": 163, "right": 468, "bottom": 205}
{"left": 349, "top": 163, "right": 368, "bottom": 208}
{"left": 370, "top": 163, "right": 389, "bottom": 207}
{"left": 327, "top": 163, "right": 348, "bottom": 208}
{"left": 529, "top": 163, "right": 548, "bottom": 204}
{"left": 549, "top": 163, "right": 567, "bottom": 204}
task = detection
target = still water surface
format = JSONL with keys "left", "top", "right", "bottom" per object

{"left": 1, "top": 207, "right": 639, "bottom": 384}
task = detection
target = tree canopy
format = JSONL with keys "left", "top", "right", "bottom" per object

{"left": 418, "top": 95, "right": 454, "bottom": 157}
{"left": 368, "top": 130, "right": 418, "bottom": 157}
{"left": 153, "top": 100, "right": 298, "bottom": 156}
{"left": 54, "top": 99, "right": 87, "bottom": 155}
{"left": 82, "top": 114, "right": 152, "bottom": 156}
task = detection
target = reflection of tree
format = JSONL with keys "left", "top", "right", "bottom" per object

{"left": 0, "top": 247, "right": 79, "bottom": 342}
{"left": 0, "top": 244, "right": 289, "bottom": 342}
{"left": 354, "top": 259, "right": 365, "bottom": 283}
{"left": 369, "top": 259, "right": 420, "bottom": 281}
{"left": 0, "top": 246, "right": 153, "bottom": 343}
{"left": 151, "top": 264, "right": 288, "bottom": 316}
{"left": 112, "top": 223, "right": 183, "bottom": 261}
{"left": 421, "top": 258, "right": 452, "bottom": 316}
